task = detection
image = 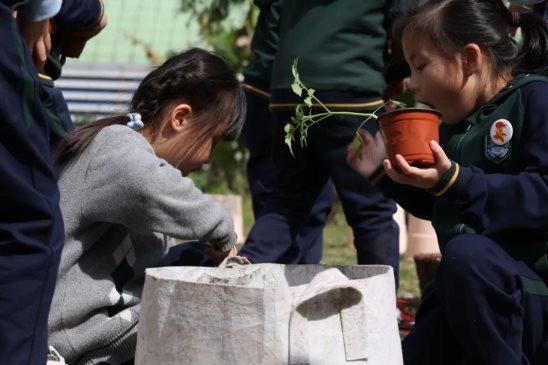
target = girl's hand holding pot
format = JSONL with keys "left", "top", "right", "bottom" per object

{"left": 347, "top": 130, "right": 387, "bottom": 178}
{"left": 383, "top": 140, "right": 451, "bottom": 189}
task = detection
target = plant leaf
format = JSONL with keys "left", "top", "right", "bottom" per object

{"left": 285, "top": 136, "right": 294, "bottom": 156}
{"left": 390, "top": 99, "right": 407, "bottom": 109}
{"left": 295, "top": 104, "right": 304, "bottom": 119}
{"left": 353, "top": 133, "right": 363, "bottom": 160}
{"left": 355, "top": 130, "right": 365, "bottom": 143}
{"left": 304, "top": 95, "right": 313, "bottom": 107}
{"left": 291, "top": 82, "right": 303, "bottom": 97}
{"left": 284, "top": 122, "right": 293, "bottom": 133}
{"left": 292, "top": 58, "right": 304, "bottom": 86}
{"left": 284, "top": 122, "right": 295, "bottom": 156}
{"left": 292, "top": 58, "right": 303, "bottom": 84}
{"left": 291, "top": 58, "right": 299, "bottom": 79}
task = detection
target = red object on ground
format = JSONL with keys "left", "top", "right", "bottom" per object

{"left": 397, "top": 298, "right": 416, "bottom": 336}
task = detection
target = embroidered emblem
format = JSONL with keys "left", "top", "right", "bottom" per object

{"left": 485, "top": 135, "right": 511, "bottom": 164}
{"left": 490, "top": 119, "right": 513, "bottom": 145}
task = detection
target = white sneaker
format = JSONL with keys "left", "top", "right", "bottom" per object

{"left": 47, "top": 346, "right": 67, "bottom": 365}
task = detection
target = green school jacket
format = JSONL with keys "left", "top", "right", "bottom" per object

{"left": 435, "top": 74, "right": 548, "bottom": 275}
{"left": 374, "top": 74, "right": 548, "bottom": 278}
{"left": 269, "top": 0, "right": 392, "bottom": 110}
{"left": 243, "top": 0, "right": 282, "bottom": 95}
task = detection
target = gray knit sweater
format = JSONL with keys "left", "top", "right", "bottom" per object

{"left": 48, "top": 125, "right": 236, "bottom": 364}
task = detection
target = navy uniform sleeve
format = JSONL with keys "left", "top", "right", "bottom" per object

{"left": 54, "top": 0, "right": 103, "bottom": 30}
{"left": 439, "top": 81, "right": 548, "bottom": 235}
{"left": 372, "top": 169, "right": 435, "bottom": 220}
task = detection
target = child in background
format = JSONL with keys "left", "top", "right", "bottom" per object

{"left": 347, "top": 0, "right": 548, "bottom": 363}
{"left": 16, "top": 0, "right": 108, "bottom": 148}
{"left": 40, "top": 0, "right": 108, "bottom": 147}
{"left": 48, "top": 48, "right": 246, "bottom": 364}
{"left": 240, "top": 0, "right": 334, "bottom": 264}
{"left": 241, "top": 0, "right": 400, "bottom": 286}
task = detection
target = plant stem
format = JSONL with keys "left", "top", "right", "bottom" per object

{"left": 307, "top": 114, "right": 333, "bottom": 129}
{"left": 328, "top": 111, "right": 378, "bottom": 118}
{"left": 356, "top": 101, "right": 391, "bottom": 131}
{"left": 301, "top": 111, "right": 377, "bottom": 123}
{"left": 311, "top": 94, "right": 331, "bottom": 113}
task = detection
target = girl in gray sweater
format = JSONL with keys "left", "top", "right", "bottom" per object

{"left": 48, "top": 48, "right": 246, "bottom": 364}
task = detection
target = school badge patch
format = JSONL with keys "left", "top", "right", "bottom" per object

{"left": 485, "top": 119, "right": 512, "bottom": 163}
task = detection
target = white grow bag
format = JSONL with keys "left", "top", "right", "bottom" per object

{"left": 136, "top": 264, "right": 402, "bottom": 365}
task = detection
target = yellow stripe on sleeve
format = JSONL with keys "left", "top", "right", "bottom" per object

{"left": 434, "top": 163, "right": 460, "bottom": 196}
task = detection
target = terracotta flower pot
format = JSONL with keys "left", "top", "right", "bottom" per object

{"left": 378, "top": 108, "right": 442, "bottom": 167}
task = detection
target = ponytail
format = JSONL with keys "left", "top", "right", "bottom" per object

{"left": 514, "top": 11, "right": 548, "bottom": 75}
{"left": 55, "top": 116, "right": 128, "bottom": 166}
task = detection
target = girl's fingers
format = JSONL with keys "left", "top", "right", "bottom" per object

{"left": 347, "top": 143, "right": 362, "bottom": 172}
{"left": 374, "top": 131, "right": 386, "bottom": 154}
{"left": 374, "top": 131, "right": 384, "bottom": 146}
{"left": 430, "top": 140, "right": 448, "bottom": 162}
{"left": 395, "top": 154, "right": 423, "bottom": 177}
{"left": 359, "top": 129, "right": 372, "bottom": 139}
{"left": 346, "top": 144, "right": 357, "bottom": 164}
{"left": 430, "top": 140, "right": 452, "bottom": 172}
{"left": 33, "top": 39, "right": 47, "bottom": 69}
{"left": 383, "top": 159, "right": 411, "bottom": 185}
{"left": 384, "top": 159, "right": 402, "bottom": 183}
{"left": 44, "top": 31, "right": 51, "bottom": 56}
{"left": 382, "top": 159, "right": 392, "bottom": 173}
{"left": 347, "top": 141, "right": 358, "bottom": 158}
{"left": 359, "top": 129, "right": 375, "bottom": 147}
{"left": 347, "top": 141, "right": 355, "bottom": 155}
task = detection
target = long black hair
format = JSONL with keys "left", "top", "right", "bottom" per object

{"left": 56, "top": 48, "right": 246, "bottom": 166}
{"left": 392, "top": 0, "right": 548, "bottom": 77}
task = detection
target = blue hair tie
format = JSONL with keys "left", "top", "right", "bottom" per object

{"left": 126, "top": 113, "right": 144, "bottom": 131}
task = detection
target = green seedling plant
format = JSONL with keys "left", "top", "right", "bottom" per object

{"left": 284, "top": 59, "right": 405, "bottom": 158}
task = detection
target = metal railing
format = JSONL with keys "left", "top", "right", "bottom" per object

{"left": 56, "top": 63, "right": 151, "bottom": 123}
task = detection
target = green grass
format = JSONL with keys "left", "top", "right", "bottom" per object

{"left": 241, "top": 195, "right": 421, "bottom": 300}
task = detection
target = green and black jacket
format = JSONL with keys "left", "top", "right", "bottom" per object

{"left": 242, "top": 0, "right": 282, "bottom": 100}
{"left": 268, "top": 0, "right": 395, "bottom": 112}
{"left": 243, "top": 0, "right": 401, "bottom": 111}
{"left": 373, "top": 74, "right": 548, "bottom": 278}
